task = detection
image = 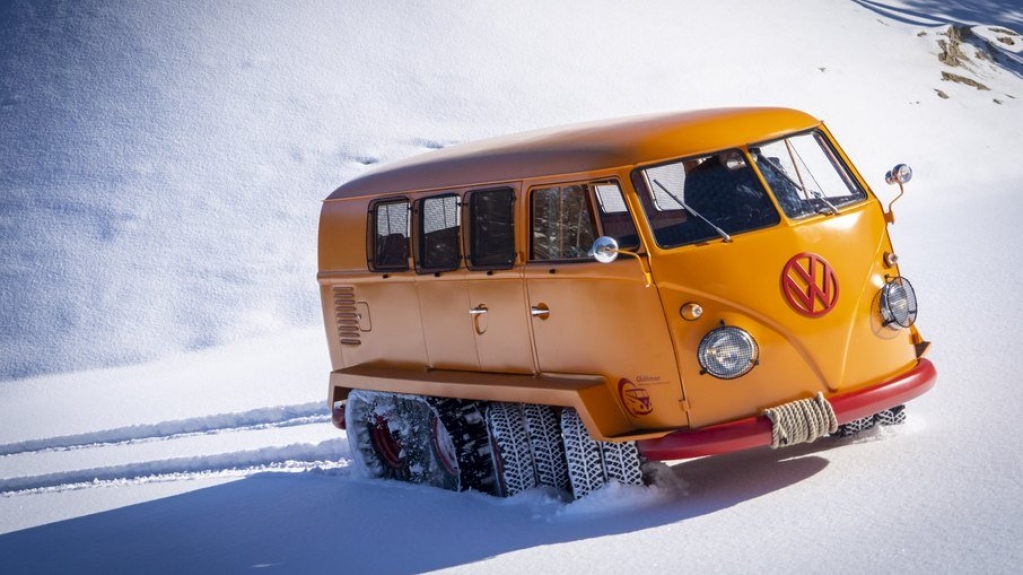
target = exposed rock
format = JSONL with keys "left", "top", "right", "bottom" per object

{"left": 941, "top": 71, "right": 990, "bottom": 91}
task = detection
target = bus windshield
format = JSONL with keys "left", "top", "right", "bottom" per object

{"left": 750, "top": 131, "right": 867, "bottom": 219}
{"left": 633, "top": 150, "right": 780, "bottom": 248}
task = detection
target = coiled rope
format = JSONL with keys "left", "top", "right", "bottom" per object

{"left": 763, "top": 392, "right": 838, "bottom": 448}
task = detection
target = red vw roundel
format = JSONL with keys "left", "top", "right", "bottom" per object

{"left": 781, "top": 252, "right": 839, "bottom": 317}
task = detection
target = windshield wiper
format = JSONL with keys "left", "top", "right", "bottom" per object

{"left": 653, "top": 178, "right": 732, "bottom": 243}
{"left": 754, "top": 152, "right": 838, "bottom": 216}
{"left": 809, "top": 190, "right": 839, "bottom": 215}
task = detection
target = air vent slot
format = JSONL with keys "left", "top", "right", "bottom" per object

{"left": 333, "top": 286, "right": 362, "bottom": 346}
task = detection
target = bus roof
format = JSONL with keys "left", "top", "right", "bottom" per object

{"left": 327, "top": 107, "right": 821, "bottom": 200}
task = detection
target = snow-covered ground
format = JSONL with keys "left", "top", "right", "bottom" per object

{"left": 2, "top": 0, "right": 1023, "bottom": 573}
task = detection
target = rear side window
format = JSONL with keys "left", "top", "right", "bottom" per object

{"left": 369, "top": 199, "right": 410, "bottom": 271}
{"left": 467, "top": 188, "right": 516, "bottom": 270}
{"left": 415, "top": 194, "right": 461, "bottom": 273}
{"left": 531, "top": 184, "right": 597, "bottom": 261}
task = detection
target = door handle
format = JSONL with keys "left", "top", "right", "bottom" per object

{"left": 530, "top": 304, "right": 550, "bottom": 319}
{"left": 470, "top": 304, "right": 488, "bottom": 316}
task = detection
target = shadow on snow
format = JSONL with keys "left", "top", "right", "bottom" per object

{"left": 849, "top": 0, "right": 1023, "bottom": 29}
{"left": 0, "top": 440, "right": 847, "bottom": 574}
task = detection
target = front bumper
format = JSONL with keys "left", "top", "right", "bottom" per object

{"left": 637, "top": 358, "right": 937, "bottom": 461}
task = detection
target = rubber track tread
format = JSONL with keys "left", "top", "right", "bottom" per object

{"left": 600, "top": 441, "right": 644, "bottom": 486}
{"left": 522, "top": 404, "right": 570, "bottom": 491}
{"left": 834, "top": 415, "right": 876, "bottom": 437}
{"left": 485, "top": 402, "right": 537, "bottom": 497}
{"left": 560, "top": 408, "right": 606, "bottom": 499}
{"left": 874, "top": 405, "right": 907, "bottom": 426}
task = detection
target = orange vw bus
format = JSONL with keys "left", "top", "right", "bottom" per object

{"left": 317, "top": 108, "right": 936, "bottom": 498}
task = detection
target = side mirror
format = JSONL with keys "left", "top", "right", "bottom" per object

{"left": 883, "top": 163, "right": 913, "bottom": 224}
{"left": 885, "top": 164, "right": 913, "bottom": 185}
{"left": 588, "top": 236, "right": 620, "bottom": 263}
{"left": 588, "top": 236, "right": 653, "bottom": 287}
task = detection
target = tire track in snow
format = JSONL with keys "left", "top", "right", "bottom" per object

{"left": 0, "top": 402, "right": 329, "bottom": 456}
{"left": 0, "top": 438, "right": 351, "bottom": 495}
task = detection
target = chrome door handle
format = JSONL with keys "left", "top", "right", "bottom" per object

{"left": 530, "top": 305, "right": 550, "bottom": 319}
{"left": 470, "top": 305, "right": 488, "bottom": 316}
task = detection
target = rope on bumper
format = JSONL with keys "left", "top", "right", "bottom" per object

{"left": 764, "top": 392, "right": 838, "bottom": 449}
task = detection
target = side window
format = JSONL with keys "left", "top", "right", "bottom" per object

{"left": 369, "top": 198, "right": 409, "bottom": 271}
{"left": 467, "top": 188, "right": 516, "bottom": 270}
{"left": 531, "top": 184, "right": 597, "bottom": 261}
{"left": 415, "top": 194, "right": 461, "bottom": 273}
{"left": 593, "top": 182, "right": 640, "bottom": 250}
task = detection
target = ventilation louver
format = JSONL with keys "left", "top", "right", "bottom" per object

{"left": 333, "top": 286, "right": 361, "bottom": 346}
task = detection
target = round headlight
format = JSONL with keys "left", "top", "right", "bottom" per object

{"left": 697, "top": 326, "right": 759, "bottom": 379}
{"left": 880, "top": 277, "right": 918, "bottom": 329}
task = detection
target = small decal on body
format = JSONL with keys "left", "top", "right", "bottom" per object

{"left": 618, "top": 378, "right": 654, "bottom": 417}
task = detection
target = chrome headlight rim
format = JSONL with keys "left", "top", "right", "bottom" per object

{"left": 880, "top": 276, "right": 918, "bottom": 329}
{"left": 697, "top": 325, "right": 759, "bottom": 379}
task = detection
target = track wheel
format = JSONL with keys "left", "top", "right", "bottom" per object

{"left": 427, "top": 397, "right": 500, "bottom": 495}
{"left": 345, "top": 388, "right": 458, "bottom": 487}
{"left": 485, "top": 402, "right": 538, "bottom": 497}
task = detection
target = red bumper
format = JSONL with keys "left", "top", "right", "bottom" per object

{"left": 637, "top": 358, "right": 937, "bottom": 461}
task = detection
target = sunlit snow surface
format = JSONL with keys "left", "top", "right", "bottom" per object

{"left": 2, "top": 0, "right": 1023, "bottom": 573}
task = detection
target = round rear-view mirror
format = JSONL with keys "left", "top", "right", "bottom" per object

{"left": 885, "top": 163, "right": 913, "bottom": 185}
{"left": 588, "top": 236, "right": 619, "bottom": 264}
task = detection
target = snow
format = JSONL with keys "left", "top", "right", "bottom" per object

{"left": 2, "top": 0, "right": 1023, "bottom": 573}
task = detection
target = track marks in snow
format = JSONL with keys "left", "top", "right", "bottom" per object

{"left": 0, "top": 402, "right": 329, "bottom": 456}
{"left": 1, "top": 438, "right": 351, "bottom": 495}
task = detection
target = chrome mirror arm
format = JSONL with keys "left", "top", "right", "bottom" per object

{"left": 883, "top": 163, "right": 913, "bottom": 224}
{"left": 588, "top": 236, "right": 654, "bottom": 288}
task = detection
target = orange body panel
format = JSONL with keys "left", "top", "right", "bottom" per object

{"left": 317, "top": 107, "right": 934, "bottom": 445}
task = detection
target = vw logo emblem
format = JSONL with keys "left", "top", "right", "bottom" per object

{"left": 781, "top": 253, "right": 839, "bottom": 317}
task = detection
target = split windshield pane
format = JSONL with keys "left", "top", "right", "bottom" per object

{"left": 750, "top": 131, "right": 866, "bottom": 219}
{"left": 634, "top": 151, "right": 780, "bottom": 248}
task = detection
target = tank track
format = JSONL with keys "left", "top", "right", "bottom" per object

{"left": 346, "top": 392, "right": 645, "bottom": 499}
{"left": 345, "top": 390, "right": 498, "bottom": 493}
{"left": 522, "top": 404, "right": 571, "bottom": 492}
{"left": 834, "top": 404, "right": 907, "bottom": 437}
{"left": 560, "top": 408, "right": 643, "bottom": 499}
{"left": 427, "top": 397, "right": 499, "bottom": 494}
{"left": 485, "top": 402, "right": 538, "bottom": 497}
